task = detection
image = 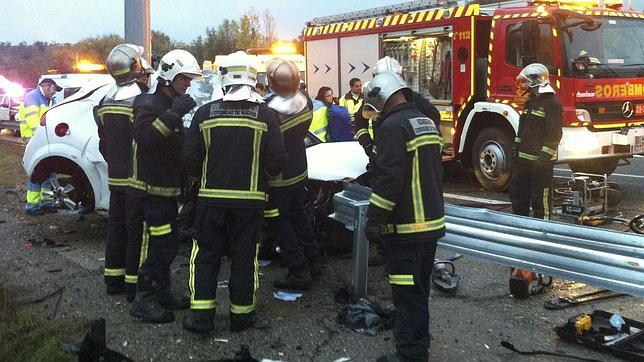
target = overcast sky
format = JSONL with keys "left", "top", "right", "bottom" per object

{"left": 1, "top": 0, "right": 642, "bottom": 44}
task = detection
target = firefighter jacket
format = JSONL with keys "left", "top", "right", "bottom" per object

{"left": 514, "top": 93, "right": 563, "bottom": 162}
{"left": 129, "top": 88, "right": 184, "bottom": 198}
{"left": 338, "top": 92, "right": 363, "bottom": 123}
{"left": 96, "top": 83, "right": 148, "bottom": 190}
{"left": 367, "top": 102, "right": 445, "bottom": 242}
{"left": 355, "top": 91, "right": 442, "bottom": 152}
{"left": 183, "top": 99, "right": 288, "bottom": 209}
{"left": 18, "top": 87, "right": 51, "bottom": 139}
{"left": 309, "top": 100, "right": 329, "bottom": 142}
{"left": 266, "top": 97, "right": 312, "bottom": 189}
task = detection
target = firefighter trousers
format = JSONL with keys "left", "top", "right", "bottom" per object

{"left": 509, "top": 158, "right": 554, "bottom": 220}
{"left": 127, "top": 195, "right": 177, "bottom": 289}
{"left": 386, "top": 240, "right": 437, "bottom": 362}
{"left": 104, "top": 188, "right": 128, "bottom": 287}
{"left": 265, "top": 186, "right": 319, "bottom": 273}
{"left": 123, "top": 193, "right": 148, "bottom": 293}
{"left": 189, "top": 205, "right": 261, "bottom": 323}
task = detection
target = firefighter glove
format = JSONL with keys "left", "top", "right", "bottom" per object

{"left": 363, "top": 142, "right": 374, "bottom": 157}
{"left": 365, "top": 220, "right": 387, "bottom": 245}
{"left": 170, "top": 94, "right": 197, "bottom": 118}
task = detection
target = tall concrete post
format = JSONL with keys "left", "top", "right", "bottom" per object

{"left": 124, "top": 0, "right": 151, "bottom": 63}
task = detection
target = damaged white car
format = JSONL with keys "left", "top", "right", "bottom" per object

{"left": 22, "top": 78, "right": 368, "bottom": 213}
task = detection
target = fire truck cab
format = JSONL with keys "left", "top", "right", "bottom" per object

{"left": 303, "top": 0, "right": 644, "bottom": 190}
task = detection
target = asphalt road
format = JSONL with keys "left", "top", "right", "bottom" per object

{"left": 0, "top": 141, "right": 642, "bottom": 361}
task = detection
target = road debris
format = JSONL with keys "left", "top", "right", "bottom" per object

{"left": 273, "top": 290, "right": 302, "bottom": 301}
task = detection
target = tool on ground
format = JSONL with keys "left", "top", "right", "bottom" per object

{"left": 544, "top": 289, "right": 627, "bottom": 310}
{"left": 555, "top": 310, "right": 644, "bottom": 360}
{"left": 510, "top": 269, "right": 552, "bottom": 298}
{"left": 431, "top": 254, "right": 462, "bottom": 292}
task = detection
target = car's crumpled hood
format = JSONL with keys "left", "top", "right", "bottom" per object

{"left": 305, "top": 141, "right": 369, "bottom": 181}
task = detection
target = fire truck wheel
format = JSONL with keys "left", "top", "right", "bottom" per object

{"left": 472, "top": 127, "right": 513, "bottom": 192}
{"left": 568, "top": 158, "right": 619, "bottom": 176}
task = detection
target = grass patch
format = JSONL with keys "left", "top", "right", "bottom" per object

{"left": 0, "top": 284, "right": 72, "bottom": 361}
{"left": 0, "top": 142, "right": 26, "bottom": 187}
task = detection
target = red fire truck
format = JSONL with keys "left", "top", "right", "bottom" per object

{"left": 303, "top": 0, "right": 644, "bottom": 190}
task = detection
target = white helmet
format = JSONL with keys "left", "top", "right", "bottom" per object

{"left": 374, "top": 56, "right": 402, "bottom": 76}
{"left": 157, "top": 49, "right": 202, "bottom": 82}
{"left": 149, "top": 49, "right": 201, "bottom": 93}
{"left": 363, "top": 71, "right": 411, "bottom": 113}
{"left": 219, "top": 51, "right": 258, "bottom": 89}
{"left": 516, "top": 63, "right": 554, "bottom": 95}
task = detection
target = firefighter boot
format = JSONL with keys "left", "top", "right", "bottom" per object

{"left": 125, "top": 283, "right": 136, "bottom": 303}
{"left": 129, "top": 275, "right": 174, "bottom": 323}
{"left": 105, "top": 277, "right": 124, "bottom": 295}
{"left": 182, "top": 309, "right": 215, "bottom": 334}
{"left": 509, "top": 268, "right": 550, "bottom": 298}
{"left": 157, "top": 284, "right": 190, "bottom": 310}
{"left": 230, "top": 311, "right": 257, "bottom": 333}
{"left": 273, "top": 269, "right": 312, "bottom": 290}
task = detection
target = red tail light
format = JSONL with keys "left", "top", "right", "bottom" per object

{"left": 55, "top": 123, "right": 69, "bottom": 137}
{"left": 40, "top": 113, "right": 47, "bottom": 126}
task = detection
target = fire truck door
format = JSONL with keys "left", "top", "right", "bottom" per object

{"left": 339, "top": 34, "right": 379, "bottom": 96}
{"left": 306, "top": 38, "right": 340, "bottom": 98}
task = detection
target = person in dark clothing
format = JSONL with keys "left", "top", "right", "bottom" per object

{"left": 357, "top": 56, "right": 442, "bottom": 267}
{"left": 182, "top": 51, "right": 287, "bottom": 334}
{"left": 127, "top": 49, "right": 202, "bottom": 323}
{"left": 97, "top": 44, "right": 153, "bottom": 301}
{"left": 262, "top": 58, "right": 321, "bottom": 290}
{"left": 363, "top": 71, "right": 445, "bottom": 362}
{"left": 509, "top": 63, "right": 563, "bottom": 298}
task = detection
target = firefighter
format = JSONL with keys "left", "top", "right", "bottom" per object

{"left": 509, "top": 63, "right": 563, "bottom": 298}
{"left": 18, "top": 78, "right": 61, "bottom": 215}
{"left": 97, "top": 44, "right": 153, "bottom": 299}
{"left": 182, "top": 51, "right": 287, "bottom": 333}
{"left": 127, "top": 49, "right": 201, "bottom": 323}
{"left": 338, "top": 77, "right": 363, "bottom": 123}
{"left": 357, "top": 56, "right": 442, "bottom": 267}
{"left": 263, "top": 59, "right": 320, "bottom": 290}
{"left": 363, "top": 71, "right": 445, "bottom": 362}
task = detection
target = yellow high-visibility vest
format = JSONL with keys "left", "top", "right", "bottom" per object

{"left": 18, "top": 88, "right": 50, "bottom": 139}
{"left": 309, "top": 106, "right": 329, "bottom": 142}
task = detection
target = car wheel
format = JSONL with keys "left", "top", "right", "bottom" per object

{"left": 42, "top": 172, "right": 94, "bottom": 212}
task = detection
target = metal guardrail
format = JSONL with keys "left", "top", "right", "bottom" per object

{"left": 329, "top": 182, "right": 644, "bottom": 299}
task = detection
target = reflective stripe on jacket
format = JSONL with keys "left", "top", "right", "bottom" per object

{"left": 183, "top": 99, "right": 287, "bottom": 208}
{"left": 267, "top": 100, "right": 312, "bottom": 189}
{"left": 96, "top": 93, "right": 138, "bottom": 190}
{"left": 367, "top": 102, "right": 446, "bottom": 241}
{"left": 130, "top": 88, "right": 183, "bottom": 198}
{"left": 515, "top": 93, "right": 563, "bottom": 161}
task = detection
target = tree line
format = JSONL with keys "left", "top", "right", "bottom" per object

{"left": 0, "top": 9, "right": 293, "bottom": 88}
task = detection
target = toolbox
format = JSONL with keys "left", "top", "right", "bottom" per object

{"left": 555, "top": 310, "right": 644, "bottom": 360}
